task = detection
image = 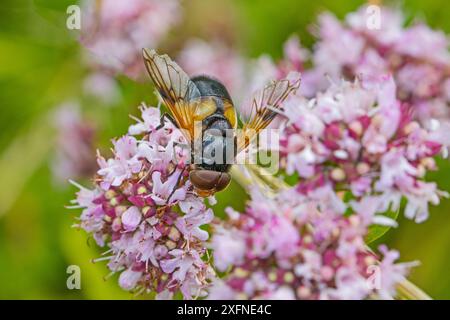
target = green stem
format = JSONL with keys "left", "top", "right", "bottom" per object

{"left": 230, "top": 165, "right": 432, "bottom": 300}
{"left": 396, "top": 279, "right": 432, "bottom": 300}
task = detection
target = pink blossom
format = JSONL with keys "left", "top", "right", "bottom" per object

{"left": 178, "top": 39, "right": 246, "bottom": 102}
{"left": 175, "top": 203, "right": 214, "bottom": 241}
{"left": 209, "top": 187, "right": 414, "bottom": 300}
{"left": 160, "top": 249, "right": 199, "bottom": 283}
{"left": 119, "top": 269, "right": 142, "bottom": 291}
{"left": 246, "top": 36, "right": 308, "bottom": 106}
{"left": 51, "top": 102, "right": 97, "bottom": 183}
{"left": 71, "top": 105, "right": 214, "bottom": 299}
{"left": 394, "top": 24, "right": 450, "bottom": 65}
{"left": 83, "top": 72, "right": 121, "bottom": 105}
{"left": 210, "top": 226, "right": 246, "bottom": 272}
{"left": 151, "top": 170, "right": 187, "bottom": 205}
{"left": 128, "top": 104, "right": 161, "bottom": 135}
{"left": 80, "top": 0, "right": 181, "bottom": 80}
{"left": 376, "top": 245, "right": 420, "bottom": 299}
{"left": 121, "top": 206, "right": 142, "bottom": 232}
{"left": 300, "top": 5, "right": 450, "bottom": 148}
{"left": 279, "top": 78, "right": 445, "bottom": 223}
{"left": 97, "top": 136, "right": 142, "bottom": 189}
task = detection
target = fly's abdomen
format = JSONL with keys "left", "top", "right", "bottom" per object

{"left": 197, "top": 117, "right": 235, "bottom": 172}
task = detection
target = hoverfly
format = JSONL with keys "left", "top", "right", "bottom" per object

{"left": 142, "top": 49, "right": 300, "bottom": 197}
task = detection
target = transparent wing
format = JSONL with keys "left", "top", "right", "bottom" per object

{"left": 143, "top": 49, "right": 202, "bottom": 140}
{"left": 237, "top": 75, "right": 301, "bottom": 153}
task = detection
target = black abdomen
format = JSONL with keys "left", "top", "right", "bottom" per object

{"left": 191, "top": 76, "right": 235, "bottom": 172}
{"left": 197, "top": 115, "right": 234, "bottom": 172}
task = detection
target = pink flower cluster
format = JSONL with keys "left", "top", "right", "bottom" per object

{"left": 69, "top": 3, "right": 450, "bottom": 300}
{"left": 71, "top": 105, "right": 215, "bottom": 299}
{"left": 80, "top": 0, "right": 181, "bottom": 80}
{"left": 178, "top": 39, "right": 246, "bottom": 103}
{"left": 251, "top": 35, "right": 309, "bottom": 87}
{"left": 279, "top": 76, "right": 446, "bottom": 223}
{"left": 209, "top": 188, "right": 415, "bottom": 300}
{"left": 302, "top": 5, "right": 450, "bottom": 146}
{"left": 52, "top": 102, "right": 97, "bottom": 184}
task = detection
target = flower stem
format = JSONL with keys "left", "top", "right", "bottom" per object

{"left": 230, "top": 164, "right": 432, "bottom": 300}
{"left": 396, "top": 279, "right": 432, "bottom": 300}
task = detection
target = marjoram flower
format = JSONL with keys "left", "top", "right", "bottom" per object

{"left": 71, "top": 104, "right": 215, "bottom": 299}
{"left": 209, "top": 188, "right": 416, "bottom": 300}
{"left": 279, "top": 76, "right": 447, "bottom": 223}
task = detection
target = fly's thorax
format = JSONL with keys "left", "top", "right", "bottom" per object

{"left": 190, "top": 75, "right": 237, "bottom": 129}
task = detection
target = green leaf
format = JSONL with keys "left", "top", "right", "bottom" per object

{"left": 365, "top": 208, "right": 399, "bottom": 244}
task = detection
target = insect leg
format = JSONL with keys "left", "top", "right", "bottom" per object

{"left": 156, "top": 113, "right": 178, "bottom": 131}
{"left": 167, "top": 166, "right": 187, "bottom": 203}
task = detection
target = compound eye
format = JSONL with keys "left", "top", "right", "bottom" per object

{"left": 189, "top": 170, "right": 221, "bottom": 191}
{"left": 215, "top": 173, "right": 231, "bottom": 192}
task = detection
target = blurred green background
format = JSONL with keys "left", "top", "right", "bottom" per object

{"left": 0, "top": 0, "right": 449, "bottom": 299}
